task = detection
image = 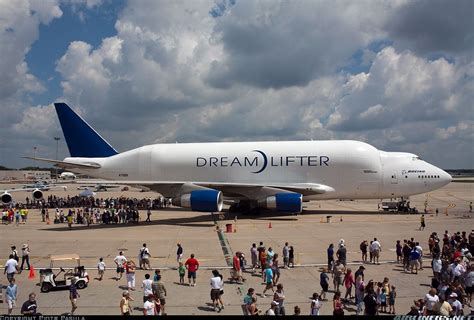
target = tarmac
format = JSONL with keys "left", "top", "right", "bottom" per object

{"left": 0, "top": 181, "right": 473, "bottom": 315}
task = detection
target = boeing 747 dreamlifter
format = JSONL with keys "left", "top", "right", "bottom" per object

{"left": 3, "top": 102, "right": 452, "bottom": 213}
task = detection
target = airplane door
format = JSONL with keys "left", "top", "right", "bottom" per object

{"left": 391, "top": 174, "right": 398, "bottom": 184}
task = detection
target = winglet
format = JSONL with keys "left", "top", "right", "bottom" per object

{"left": 54, "top": 103, "right": 118, "bottom": 158}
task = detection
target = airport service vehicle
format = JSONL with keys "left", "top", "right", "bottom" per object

{"left": 60, "top": 172, "right": 76, "bottom": 180}
{"left": 40, "top": 254, "right": 89, "bottom": 293}
{"left": 17, "top": 102, "right": 451, "bottom": 214}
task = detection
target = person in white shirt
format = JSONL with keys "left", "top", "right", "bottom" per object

{"left": 210, "top": 270, "right": 222, "bottom": 312}
{"left": 114, "top": 252, "right": 127, "bottom": 281}
{"left": 20, "top": 244, "right": 30, "bottom": 271}
{"left": 97, "top": 257, "right": 106, "bottom": 281}
{"left": 4, "top": 255, "right": 19, "bottom": 281}
{"left": 142, "top": 274, "right": 153, "bottom": 303}
{"left": 310, "top": 292, "right": 322, "bottom": 315}
{"left": 139, "top": 244, "right": 151, "bottom": 270}
{"left": 266, "top": 301, "right": 278, "bottom": 315}
{"left": 143, "top": 294, "right": 157, "bottom": 316}
{"left": 448, "top": 293, "right": 463, "bottom": 316}
{"left": 432, "top": 256, "right": 442, "bottom": 280}
{"left": 414, "top": 242, "right": 423, "bottom": 269}
{"left": 370, "top": 238, "right": 381, "bottom": 264}
{"left": 423, "top": 288, "right": 439, "bottom": 315}
{"left": 449, "top": 258, "right": 466, "bottom": 282}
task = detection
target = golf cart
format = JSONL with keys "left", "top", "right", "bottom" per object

{"left": 40, "top": 254, "right": 89, "bottom": 293}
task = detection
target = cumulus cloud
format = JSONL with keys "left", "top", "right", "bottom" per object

{"left": 386, "top": 0, "right": 474, "bottom": 58}
{"left": 0, "top": 0, "right": 63, "bottom": 165}
{"left": 1, "top": 0, "right": 473, "bottom": 169}
{"left": 327, "top": 47, "right": 472, "bottom": 131}
{"left": 206, "top": 1, "right": 390, "bottom": 89}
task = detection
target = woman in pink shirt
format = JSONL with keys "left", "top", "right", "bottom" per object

{"left": 343, "top": 268, "right": 355, "bottom": 301}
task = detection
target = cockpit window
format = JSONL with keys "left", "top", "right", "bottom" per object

{"left": 412, "top": 156, "right": 421, "bottom": 160}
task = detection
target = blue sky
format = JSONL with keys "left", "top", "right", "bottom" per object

{"left": 26, "top": 0, "right": 125, "bottom": 105}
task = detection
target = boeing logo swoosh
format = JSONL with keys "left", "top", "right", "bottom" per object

{"left": 251, "top": 150, "right": 267, "bottom": 174}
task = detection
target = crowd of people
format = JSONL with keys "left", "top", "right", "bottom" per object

{"left": 13, "top": 194, "right": 171, "bottom": 211}
{"left": 409, "top": 229, "right": 473, "bottom": 316}
{"left": 2, "top": 196, "right": 178, "bottom": 228}
{"left": 1, "top": 208, "right": 29, "bottom": 225}
{"left": 2, "top": 210, "right": 473, "bottom": 315}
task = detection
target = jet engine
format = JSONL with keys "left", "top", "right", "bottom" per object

{"left": 258, "top": 193, "right": 303, "bottom": 213}
{"left": 173, "top": 189, "right": 223, "bottom": 212}
{"left": 1, "top": 192, "right": 12, "bottom": 204}
{"left": 32, "top": 189, "right": 43, "bottom": 200}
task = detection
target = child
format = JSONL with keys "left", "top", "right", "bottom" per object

{"left": 310, "top": 292, "right": 322, "bottom": 315}
{"left": 15, "top": 210, "right": 20, "bottom": 226}
{"left": 178, "top": 262, "right": 185, "bottom": 285}
{"left": 375, "top": 282, "right": 382, "bottom": 315}
{"left": 380, "top": 288, "right": 387, "bottom": 313}
{"left": 97, "top": 257, "right": 106, "bottom": 281}
{"left": 388, "top": 285, "right": 396, "bottom": 314}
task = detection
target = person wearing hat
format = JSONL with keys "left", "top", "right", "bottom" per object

{"left": 20, "top": 244, "right": 30, "bottom": 271}
{"left": 448, "top": 293, "right": 462, "bottom": 316}
{"left": 265, "top": 301, "right": 279, "bottom": 315}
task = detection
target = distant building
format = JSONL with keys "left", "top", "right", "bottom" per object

{"left": 0, "top": 170, "right": 51, "bottom": 181}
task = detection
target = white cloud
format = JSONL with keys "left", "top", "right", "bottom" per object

{"left": 327, "top": 47, "right": 471, "bottom": 131}
{"left": 1, "top": 0, "right": 473, "bottom": 169}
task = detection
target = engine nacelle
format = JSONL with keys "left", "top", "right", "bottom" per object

{"left": 32, "top": 189, "right": 43, "bottom": 200}
{"left": 1, "top": 192, "right": 12, "bottom": 204}
{"left": 258, "top": 193, "right": 303, "bottom": 213}
{"left": 173, "top": 190, "right": 223, "bottom": 212}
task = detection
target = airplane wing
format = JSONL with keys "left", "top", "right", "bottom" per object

{"left": 1, "top": 185, "right": 68, "bottom": 193}
{"left": 70, "top": 180, "right": 334, "bottom": 199}
{"left": 22, "top": 157, "right": 101, "bottom": 169}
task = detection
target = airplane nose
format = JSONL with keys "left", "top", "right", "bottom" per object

{"left": 440, "top": 169, "right": 452, "bottom": 185}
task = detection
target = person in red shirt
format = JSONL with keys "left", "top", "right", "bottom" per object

{"left": 184, "top": 254, "right": 199, "bottom": 286}
{"left": 232, "top": 252, "right": 243, "bottom": 284}
{"left": 452, "top": 249, "right": 462, "bottom": 261}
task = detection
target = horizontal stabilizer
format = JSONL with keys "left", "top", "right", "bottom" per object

{"left": 22, "top": 157, "right": 101, "bottom": 169}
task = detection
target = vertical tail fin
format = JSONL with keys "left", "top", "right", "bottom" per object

{"left": 54, "top": 102, "right": 118, "bottom": 158}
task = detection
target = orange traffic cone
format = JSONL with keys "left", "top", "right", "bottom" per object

{"left": 28, "top": 266, "right": 36, "bottom": 280}
{"left": 268, "top": 222, "right": 272, "bottom": 228}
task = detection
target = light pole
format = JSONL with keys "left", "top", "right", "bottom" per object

{"left": 33, "top": 146, "right": 37, "bottom": 168}
{"left": 54, "top": 137, "right": 60, "bottom": 180}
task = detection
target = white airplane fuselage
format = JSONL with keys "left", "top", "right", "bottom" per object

{"left": 65, "top": 140, "right": 451, "bottom": 200}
